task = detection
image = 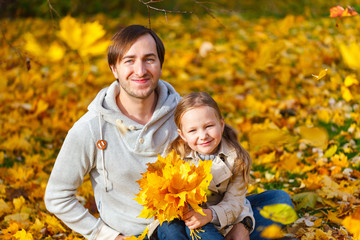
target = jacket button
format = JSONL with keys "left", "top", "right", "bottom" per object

{"left": 139, "top": 138, "right": 144, "bottom": 144}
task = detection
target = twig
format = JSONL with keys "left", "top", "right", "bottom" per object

{"left": 138, "top": 0, "right": 192, "bottom": 28}
{"left": 192, "top": 0, "right": 226, "bottom": 28}
{"left": 47, "top": 0, "right": 60, "bottom": 29}
{"left": 47, "top": 0, "right": 60, "bottom": 19}
{"left": 0, "top": 21, "right": 29, "bottom": 69}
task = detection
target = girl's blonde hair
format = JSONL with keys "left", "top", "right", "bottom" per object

{"left": 168, "top": 92, "right": 252, "bottom": 184}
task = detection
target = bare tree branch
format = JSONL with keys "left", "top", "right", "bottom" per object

{"left": 0, "top": 21, "right": 29, "bottom": 70}
{"left": 193, "top": 0, "right": 226, "bottom": 28}
{"left": 138, "top": 0, "right": 192, "bottom": 28}
{"left": 47, "top": 0, "right": 60, "bottom": 30}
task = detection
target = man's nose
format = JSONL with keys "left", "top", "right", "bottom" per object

{"left": 134, "top": 61, "right": 146, "bottom": 76}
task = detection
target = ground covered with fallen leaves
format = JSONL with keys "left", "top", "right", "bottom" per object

{"left": 1, "top": 12, "right": 360, "bottom": 239}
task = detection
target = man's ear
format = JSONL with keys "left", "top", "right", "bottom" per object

{"left": 110, "top": 65, "right": 118, "bottom": 79}
{"left": 177, "top": 129, "right": 187, "bottom": 143}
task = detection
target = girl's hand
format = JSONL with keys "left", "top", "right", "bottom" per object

{"left": 183, "top": 208, "right": 213, "bottom": 230}
{"left": 225, "top": 222, "right": 250, "bottom": 240}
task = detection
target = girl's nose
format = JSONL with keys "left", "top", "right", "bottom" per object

{"left": 199, "top": 130, "right": 208, "bottom": 140}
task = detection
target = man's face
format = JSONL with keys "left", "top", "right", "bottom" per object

{"left": 111, "top": 34, "right": 162, "bottom": 99}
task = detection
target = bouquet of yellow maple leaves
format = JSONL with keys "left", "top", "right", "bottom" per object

{"left": 128, "top": 150, "right": 213, "bottom": 240}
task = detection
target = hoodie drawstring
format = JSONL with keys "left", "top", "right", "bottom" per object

{"left": 98, "top": 114, "right": 109, "bottom": 192}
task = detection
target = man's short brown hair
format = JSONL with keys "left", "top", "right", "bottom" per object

{"left": 108, "top": 25, "right": 165, "bottom": 68}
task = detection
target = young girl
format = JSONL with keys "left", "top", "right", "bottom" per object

{"left": 156, "top": 92, "right": 254, "bottom": 240}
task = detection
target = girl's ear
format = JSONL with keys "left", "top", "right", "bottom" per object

{"left": 177, "top": 129, "right": 187, "bottom": 142}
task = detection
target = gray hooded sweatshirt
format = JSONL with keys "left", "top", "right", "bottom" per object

{"left": 45, "top": 80, "right": 181, "bottom": 239}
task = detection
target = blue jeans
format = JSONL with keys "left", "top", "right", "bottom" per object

{"left": 248, "top": 190, "right": 294, "bottom": 240}
{"left": 157, "top": 218, "right": 225, "bottom": 240}
{"left": 155, "top": 190, "right": 294, "bottom": 240}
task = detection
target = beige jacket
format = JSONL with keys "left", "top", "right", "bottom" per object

{"left": 148, "top": 140, "right": 254, "bottom": 236}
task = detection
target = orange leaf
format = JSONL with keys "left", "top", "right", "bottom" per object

{"left": 330, "top": 5, "right": 345, "bottom": 18}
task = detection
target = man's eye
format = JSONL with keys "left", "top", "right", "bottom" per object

{"left": 146, "top": 58, "right": 155, "bottom": 63}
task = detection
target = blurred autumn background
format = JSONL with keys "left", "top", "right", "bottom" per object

{"left": 1, "top": 0, "right": 360, "bottom": 239}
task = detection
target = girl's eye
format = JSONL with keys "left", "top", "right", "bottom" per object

{"left": 206, "top": 125, "right": 214, "bottom": 128}
{"left": 188, "top": 129, "right": 196, "bottom": 133}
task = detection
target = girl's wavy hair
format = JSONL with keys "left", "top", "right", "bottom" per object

{"left": 168, "top": 92, "right": 252, "bottom": 184}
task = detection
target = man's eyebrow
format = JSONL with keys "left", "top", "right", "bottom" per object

{"left": 122, "top": 53, "right": 157, "bottom": 60}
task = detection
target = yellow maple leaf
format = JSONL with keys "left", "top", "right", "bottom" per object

{"left": 57, "top": 16, "right": 82, "bottom": 50}
{"left": 341, "top": 86, "right": 353, "bottom": 102}
{"left": 312, "top": 68, "right": 328, "bottom": 80}
{"left": 1, "top": 222, "right": 19, "bottom": 235}
{"left": 327, "top": 211, "right": 343, "bottom": 224}
{"left": 323, "top": 145, "right": 338, "bottom": 158}
{"left": 14, "top": 229, "right": 34, "bottom": 240}
{"left": 260, "top": 203, "right": 298, "bottom": 225}
{"left": 339, "top": 43, "right": 360, "bottom": 70}
{"left": 45, "top": 214, "right": 66, "bottom": 233}
{"left": 314, "top": 228, "right": 335, "bottom": 240}
{"left": 317, "top": 109, "right": 331, "bottom": 124}
{"left": 47, "top": 42, "right": 65, "bottom": 62}
{"left": 303, "top": 173, "right": 323, "bottom": 190}
{"left": 331, "top": 153, "right": 349, "bottom": 168}
{"left": 34, "top": 99, "right": 49, "bottom": 116}
{"left": 24, "top": 33, "right": 43, "bottom": 56}
{"left": 0, "top": 199, "right": 11, "bottom": 216}
{"left": 13, "top": 196, "right": 25, "bottom": 211}
{"left": 248, "top": 129, "right": 294, "bottom": 150}
{"left": 344, "top": 74, "right": 359, "bottom": 87}
{"left": 343, "top": 208, "right": 360, "bottom": 239}
{"left": 4, "top": 212, "right": 29, "bottom": 223}
{"left": 58, "top": 16, "right": 110, "bottom": 57}
{"left": 298, "top": 126, "right": 328, "bottom": 150}
{"left": 260, "top": 224, "right": 284, "bottom": 239}
{"left": 134, "top": 150, "right": 212, "bottom": 237}
{"left": 30, "top": 218, "right": 44, "bottom": 232}
{"left": 24, "top": 33, "right": 65, "bottom": 62}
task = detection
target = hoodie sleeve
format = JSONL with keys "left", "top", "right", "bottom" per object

{"left": 44, "top": 122, "right": 120, "bottom": 239}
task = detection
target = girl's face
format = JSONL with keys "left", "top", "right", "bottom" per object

{"left": 178, "top": 106, "right": 224, "bottom": 155}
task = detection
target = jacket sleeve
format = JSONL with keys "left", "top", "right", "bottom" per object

{"left": 208, "top": 165, "right": 252, "bottom": 231}
{"left": 44, "top": 123, "right": 120, "bottom": 240}
{"left": 237, "top": 197, "right": 255, "bottom": 233}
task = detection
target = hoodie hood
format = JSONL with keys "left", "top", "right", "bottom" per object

{"left": 87, "top": 80, "right": 181, "bottom": 156}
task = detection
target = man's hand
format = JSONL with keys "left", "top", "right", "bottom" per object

{"left": 225, "top": 222, "right": 250, "bottom": 240}
{"left": 183, "top": 208, "right": 212, "bottom": 230}
{"left": 114, "top": 234, "right": 130, "bottom": 240}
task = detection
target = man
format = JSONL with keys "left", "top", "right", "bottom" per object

{"left": 45, "top": 25, "right": 181, "bottom": 239}
{"left": 45, "top": 25, "right": 293, "bottom": 240}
